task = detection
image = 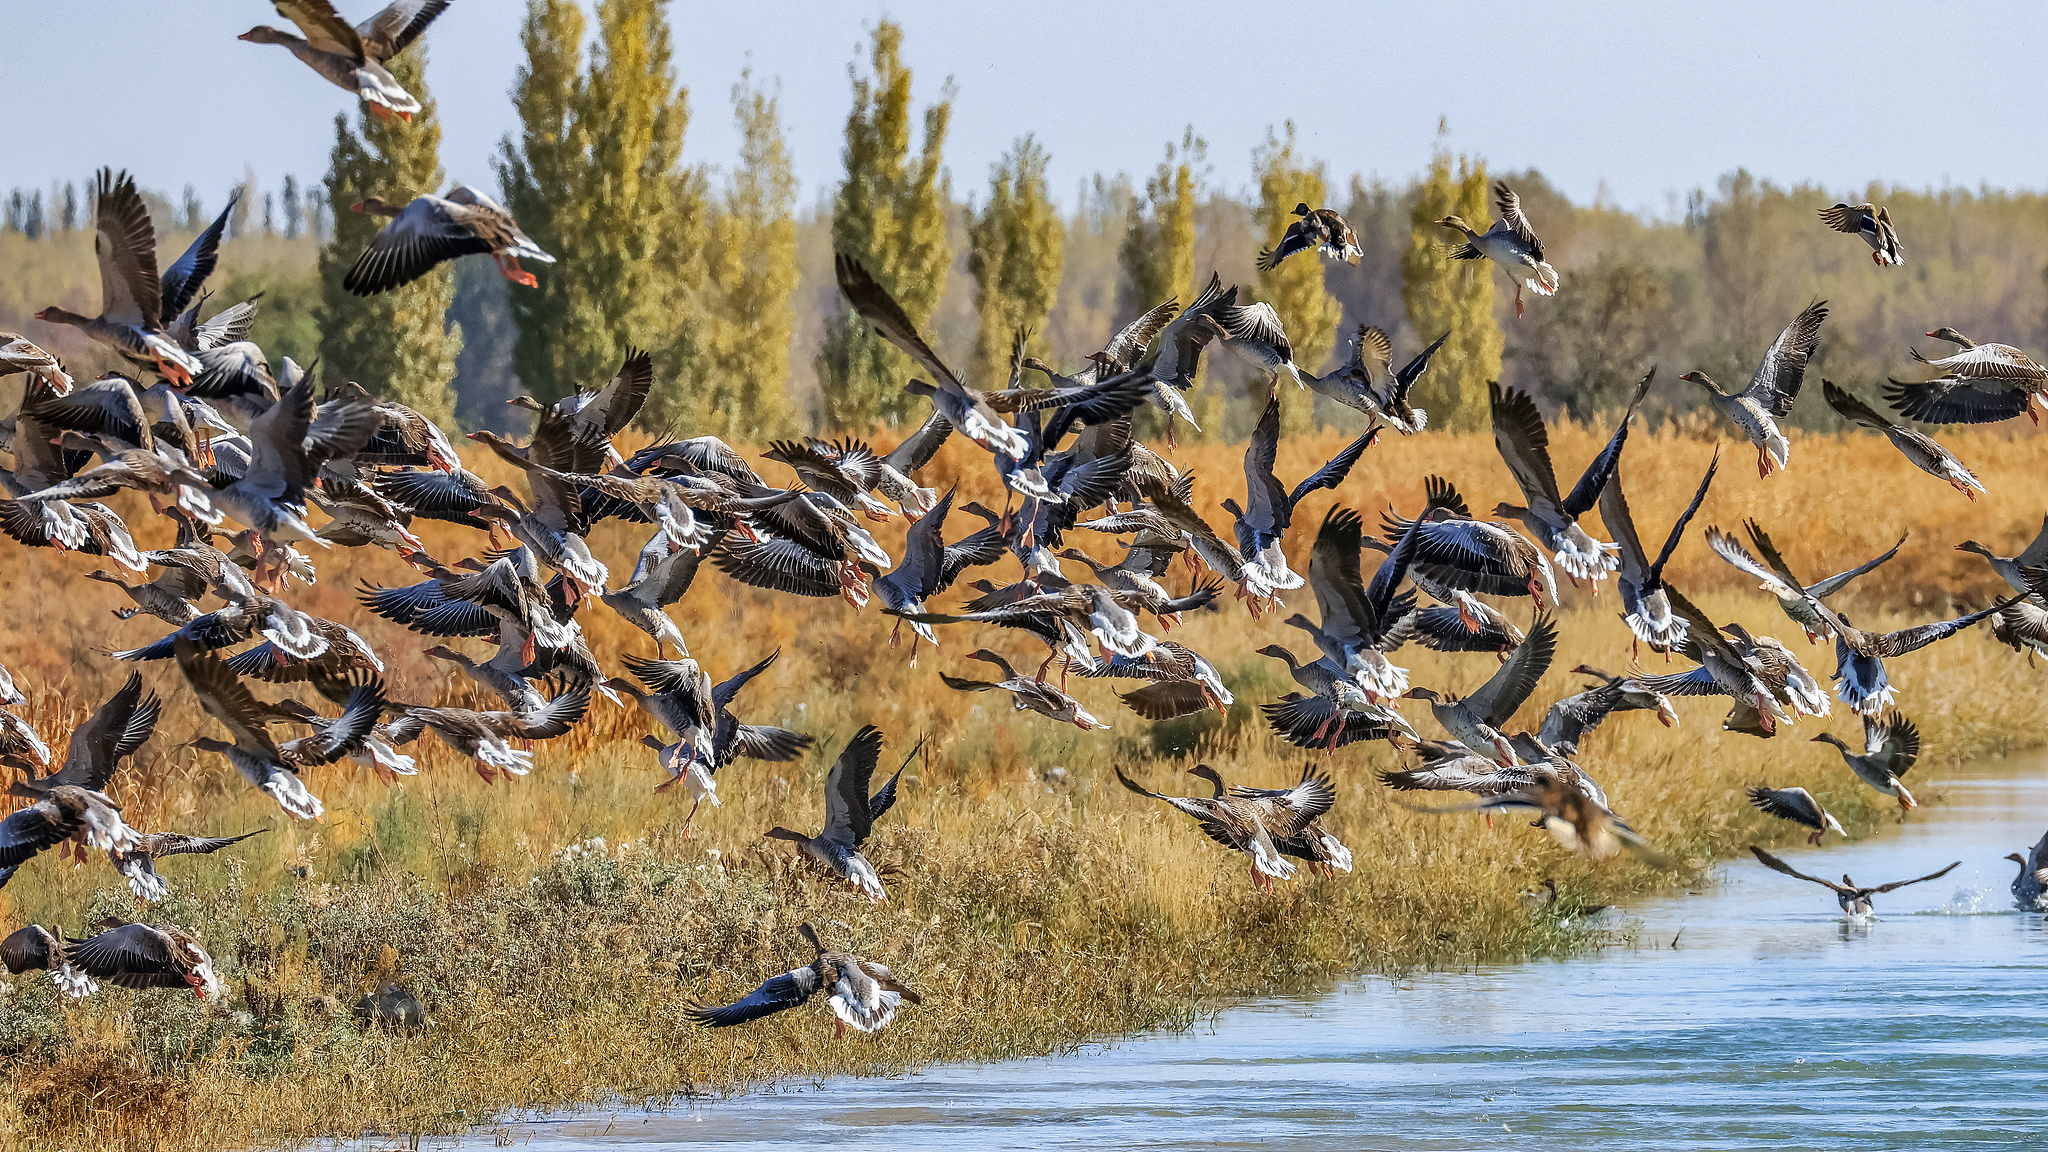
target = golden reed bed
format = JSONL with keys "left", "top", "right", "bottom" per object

{"left": 0, "top": 416, "right": 2044, "bottom": 1149}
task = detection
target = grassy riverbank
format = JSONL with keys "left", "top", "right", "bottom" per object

{"left": 1, "top": 421, "right": 2044, "bottom": 1150}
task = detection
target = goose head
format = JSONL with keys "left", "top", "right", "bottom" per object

{"left": 1676, "top": 371, "right": 1724, "bottom": 395}
{"left": 350, "top": 197, "right": 402, "bottom": 218}
{"left": 30, "top": 307, "right": 86, "bottom": 326}
{"left": 1809, "top": 732, "right": 1849, "bottom": 751}
{"left": 1925, "top": 327, "right": 1973, "bottom": 348}
{"left": 237, "top": 26, "right": 298, "bottom": 45}
{"left": 1185, "top": 763, "right": 1226, "bottom": 794}
{"left": 1434, "top": 214, "right": 1473, "bottom": 234}
{"left": 763, "top": 827, "right": 809, "bottom": 843}
{"left": 1253, "top": 643, "right": 1298, "bottom": 667}
{"left": 1290, "top": 202, "right": 1312, "bottom": 218}
{"left": 1953, "top": 540, "right": 1993, "bottom": 559}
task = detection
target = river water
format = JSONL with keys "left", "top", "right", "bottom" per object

{"left": 416, "top": 754, "right": 2048, "bottom": 1151}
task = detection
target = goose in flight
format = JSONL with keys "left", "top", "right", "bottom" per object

{"left": 1679, "top": 300, "right": 1826, "bottom": 477}
{"left": 240, "top": 0, "right": 450, "bottom": 123}
{"left": 33, "top": 170, "right": 209, "bottom": 386}
{"left": 1822, "top": 380, "right": 1983, "bottom": 500}
{"left": 687, "top": 922, "right": 921, "bottom": 1036}
{"left": 1258, "top": 203, "right": 1362, "bottom": 270}
{"left": 1598, "top": 450, "right": 1717, "bottom": 653}
{"left": 1437, "top": 181, "right": 1558, "bottom": 317}
{"left": 1490, "top": 373, "right": 1647, "bottom": 586}
{"left": 1812, "top": 711, "right": 1921, "bottom": 809}
{"left": 1886, "top": 327, "right": 2046, "bottom": 427}
{"left": 344, "top": 185, "right": 556, "bottom": 295}
{"left": 1746, "top": 785, "right": 1847, "bottom": 845}
{"left": 1749, "top": 846, "right": 1956, "bottom": 919}
{"left": 762, "top": 726, "right": 904, "bottom": 902}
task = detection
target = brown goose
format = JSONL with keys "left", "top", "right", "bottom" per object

{"left": 65, "top": 920, "right": 223, "bottom": 1000}
{"left": 1818, "top": 202, "right": 1903, "bottom": 266}
{"left": 939, "top": 650, "right": 1108, "bottom": 730}
{"left": 0, "top": 786, "right": 142, "bottom": 890}
{"left": 393, "top": 687, "right": 591, "bottom": 783}
{"left": 1813, "top": 711, "right": 1920, "bottom": 810}
{"left": 1746, "top": 785, "right": 1847, "bottom": 845}
{"left": 344, "top": 186, "right": 556, "bottom": 295}
{"left": 1490, "top": 374, "right": 1647, "bottom": 587}
{"left": 1257, "top": 202, "right": 1363, "bottom": 270}
{"left": 1822, "top": 380, "right": 1982, "bottom": 500}
{"left": 1750, "top": 846, "right": 1956, "bottom": 919}
{"left": 1887, "top": 327, "right": 2047, "bottom": 426}
{"left": 1412, "top": 762, "right": 1667, "bottom": 865}
{"left": 1195, "top": 764, "right": 1348, "bottom": 878}
{"left": 239, "top": 0, "right": 449, "bottom": 123}
{"left": 1115, "top": 764, "right": 1328, "bottom": 891}
{"left": 108, "top": 829, "right": 268, "bottom": 905}
{"left": 0, "top": 331, "right": 72, "bottom": 394}
{"left": 687, "top": 922, "right": 921, "bottom": 1036}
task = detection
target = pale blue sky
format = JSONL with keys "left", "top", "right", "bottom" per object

{"left": 6, "top": 0, "right": 2041, "bottom": 216}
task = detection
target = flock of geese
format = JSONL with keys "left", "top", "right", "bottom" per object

{"left": 0, "top": 0, "right": 2045, "bottom": 1037}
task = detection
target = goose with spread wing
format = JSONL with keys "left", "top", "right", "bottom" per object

{"left": 1308, "top": 324, "right": 1445, "bottom": 434}
{"left": 1, "top": 332, "right": 72, "bottom": 395}
{"left": 1194, "top": 764, "right": 1347, "bottom": 879}
{"left": 1822, "top": 380, "right": 1982, "bottom": 499}
{"left": 1679, "top": 301, "right": 1825, "bottom": 478}
{"left": 1289, "top": 506, "right": 1421, "bottom": 702}
{"left": 33, "top": 170, "right": 205, "bottom": 386}
{"left": 1537, "top": 665, "right": 1677, "bottom": 750}
{"left": 395, "top": 686, "right": 590, "bottom": 783}
{"left": 1707, "top": 525, "right": 1905, "bottom": 644}
{"left": 2007, "top": 829, "right": 2048, "bottom": 912}
{"left": 762, "top": 725, "right": 903, "bottom": 902}
{"left": 64, "top": 920, "right": 223, "bottom": 1000}
{"left": 1955, "top": 516, "right": 2048, "bottom": 598}
{"left": 1886, "top": 327, "right": 2046, "bottom": 427}
{"left": 687, "top": 922, "right": 920, "bottom": 1036}
{"left": 1813, "top": 710, "right": 1921, "bottom": 809}
{"left": 1381, "top": 476, "right": 1557, "bottom": 611}
{"left": 1819, "top": 202, "right": 1903, "bottom": 267}
{"left": 1631, "top": 588, "right": 1825, "bottom": 736}
{"left": 1258, "top": 202, "right": 1362, "bottom": 270}
{"left": 1600, "top": 450, "right": 1717, "bottom": 653}
{"left": 1405, "top": 614, "right": 1558, "bottom": 764}
{"left": 939, "top": 650, "right": 1108, "bottom": 730}
{"left": 1491, "top": 373, "right": 1647, "bottom": 585}
{"left": 0, "top": 787, "right": 142, "bottom": 891}
{"left": 1116, "top": 764, "right": 1327, "bottom": 892}
{"left": 212, "top": 365, "right": 381, "bottom": 557}
{"left": 1225, "top": 393, "right": 1376, "bottom": 599}
{"left": 1437, "top": 181, "right": 1558, "bottom": 317}
{"left": 7, "top": 671, "right": 160, "bottom": 812}
{"left": 1406, "top": 762, "right": 1663, "bottom": 864}
{"left": 1747, "top": 785, "right": 1846, "bottom": 845}
{"left": 1256, "top": 643, "right": 1417, "bottom": 753}
{"left": 240, "top": 0, "right": 450, "bottom": 123}
{"left": 344, "top": 185, "right": 555, "bottom": 295}
{"left": 1749, "top": 846, "right": 1956, "bottom": 919}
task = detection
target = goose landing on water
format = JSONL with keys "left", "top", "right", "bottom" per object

{"left": 2007, "top": 829, "right": 2048, "bottom": 912}
{"left": 1749, "top": 846, "right": 1957, "bottom": 920}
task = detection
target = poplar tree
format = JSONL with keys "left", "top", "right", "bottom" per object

{"left": 698, "top": 73, "right": 800, "bottom": 439}
{"left": 317, "top": 48, "right": 461, "bottom": 428}
{"left": 497, "top": 0, "right": 585, "bottom": 404}
{"left": 1119, "top": 129, "right": 1212, "bottom": 435}
{"left": 1253, "top": 122, "right": 1342, "bottom": 433}
{"left": 967, "top": 134, "right": 1063, "bottom": 385}
{"left": 817, "top": 20, "right": 953, "bottom": 430}
{"left": 1401, "top": 140, "right": 1501, "bottom": 431}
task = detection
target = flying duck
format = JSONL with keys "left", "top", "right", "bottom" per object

{"left": 1257, "top": 203, "right": 1362, "bottom": 270}
{"left": 1818, "top": 202, "right": 1903, "bottom": 266}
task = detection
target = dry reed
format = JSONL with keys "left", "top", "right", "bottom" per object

{"left": 0, "top": 414, "right": 2043, "bottom": 1150}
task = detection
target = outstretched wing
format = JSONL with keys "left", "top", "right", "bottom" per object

{"left": 685, "top": 967, "right": 818, "bottom": 1027}
{"left": 1749, "top": 845, "right": 1848, "bottom": 893}
{"left": 1869, "top": 860, "right": 1961, "bottom": 895}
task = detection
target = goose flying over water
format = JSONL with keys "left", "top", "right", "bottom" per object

{"left": 687, "top": 922, "right": 920, "bottom": 1036}
{"left": 1749, "top": 846, "right": 1956, "bottom": 919}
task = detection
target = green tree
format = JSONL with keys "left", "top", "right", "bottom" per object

{"left": 698, "top": 73, "right": 800, "bottom": 439}
{"left": 967, "top": 134, "right": 1063, "bottom": 384}
{"left": 495, "top": 0, "right": 707, "bottom": 417}
{"left": 316, "top": 48, "right": 460, "bottom": 427}
{"left": 1401, "top": 139, "right": 1501, "bottom": 431}
{"left": 817, "top": 19, "right": 953, "bottom": 430}
{"left": 1253, "top": 122, "right": 1342, "bottom": 433}
{"left": 1119, "top": 129, "right": 1211, "bottom": 436}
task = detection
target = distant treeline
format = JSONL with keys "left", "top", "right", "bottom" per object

{"left": 7, "top": 5, "right": 2045, "bottom": 440}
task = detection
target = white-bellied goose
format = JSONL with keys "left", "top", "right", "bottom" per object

{"left": 1308, "top": 324, "right": 1444, "bottom": 433}
{"left": 0, "top": 332, "right": 72, "bottom": 395}
{"left": 687, "top": 922, "right": 921, "bottom": 1036}
{"left": 344, "top": 185, "right": 555, "bottom": 294}
{"left": 939, "top": 650, "right": 1108, "bottom": 730}
{"left": 607, "top": 652, "right": 715, "bottom": 774}
{"left": 1196, "top": 764, "right": 1345, "bottom": 879}
{"left": 1599, "top": 450, "right": 1717, "bottom": 654}
{"left": 1116, "top": 764, "right": 1317, "bottom": 891}
{"left": 1, "top": 925, "right": 95, "bottom": 997}
{"left": 1750, "top": 846, "right": 1956, "bottom": 919}
{"left": 1955, "top": 516, "right": 2048, "bottom": 598}
{"left": 112, "top": 591, "right": 340, "bottom": 665}
{"left": 505, "top": 349, "right": 651, "bottom": 469}
{"left": 1380, "top": 737, "right": 1609, "bottom": 811}
{"left": 763, "top": 725, "right": 903, "bottom": 902}
{"left": 1258, "top": 202, "right": 1362, "bottom": 270}
{"left": 1707, "top": 524, "right": 1905, "bottom": 644}
{"left": 1289, "top": 505, "right": 1424, "bottom": 703}
{"left": 1819, "top": 202, "right": 1903, "bottom": 266}
{"left": 866, "top": 409, "right": 953, "bottom": 516}
{"left": 394, "top": 686, "right": 590, "bottom": 783}
{"left": 66, "top": 920, "right": 223, "bottom": 1000}
{"left": 1679, "top": 300, "right": 1826, "bottom": 477}
{"left": 1740, "top": 518, "right": 2020, "bottom": 714}
{"left": 1887, "top": 327, "right": 2046, "bottom": 426}
{"left": 1074, "top": 640, "right": 1232, "bottom": 721}
{"left": 2007, "top": 829, "right": 2048, "bottom": 912}
{"left": 1255, "top": 643, "right": 1416, "bottom": 752}
{"left": 1057, "top": 542, "right": 1219, "bottom": 631}
{"left": 466, "top": 409, "right": 612, "bottom": 593}
{"left": 177, "top": 639, "right": 382, "bottom": 818}
{"left": 0, "top": 786, "right": 142, "bottom": 886}
{"left": 1813, "top": 710, "right": 1920, "bottom": 809}
{"left": 240, "top": 1, "right": 450, "bottom": 123}
{"left": 1537, "top": 665, "right": 1677, "bottom": 750}
{"left": 1632, "top": 588, "right": 1825, "bottom": 736}
{"left": 1491, "top": 373, "right": 1647, "bottom": 586}
{"left": 600, "top": 526, "right": 723, "bottom": 658}
{"left": 213, "top": 365, "right": 381, "bottom": 558}
{"left": 1746, "top": 785, "right": 1846, "bottom": 845}
{"left": 873, "top": 489, "right": 992, "bottom": 663}
{"left": 1822, "top": 380, "right": 1982, "bottom": 499}
{"left": 32, "top": 171, "right": 207, "bottom": 386}
{"left": 108, "top": 828, "right": 267, "bottom": 904}
{"left": 763, "top": 438, "right": 894, "bottom": 520}
{"left": 1225, "top": 393, "right": 1376, "bottom": 598}
{"left": 1437, "top": 181, "right": 1558, "bottom": 317}
{"left": 1381, "top": 476, "right": 1557, "bottom": 610}
{"left": 1406, "top": 614, "right": 1558, "bottom": 763}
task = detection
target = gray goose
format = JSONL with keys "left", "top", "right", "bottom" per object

{"left": 1, "top": 925, "right": 96, "bottom": 997}
{"left": 1257, "top": 202, "right": 1363, "bottom": 270}
{"left": 939, "top": 650, "right": 1108, "bottom": 730}
{"left": 65, "top": 920, "right": 223, "bottom": 1001}
{"left": 1822, "top": 380, "right": 1983, "bottom": 500}
{"left": 1073, "top": 641, "right": 1232, "bottom": 721}
{"left": 392, "top": 686, "right": 591, "bottom": 783}
{"left": 32, "top": 170, "right": 206, "bottom": 386}
{"left": 1436, "top": 181, "right": 1558, "bottom": 317}
{"left": 1307, "top": 324, "right": 1444, "bottom": 433}
{"left": 240, "top": 0, "right": 450, "bottom": 123}
{"left": 1706, "top": 524, "right": 1905, "bottom": 644}
{"left": 1115, "top": 764, "right": 1322, "bottom": 891}
{"left": 1746, "top": 785, "right": 1846, "bottom": 845}
{"left": 1254, "top": 643, "right": 1416, "bottom": 753}
{"left": 1954, "top": 516, "right": 2048, "bottom": 598}
{"left": 1490, "top": 373, "right": 1647, "bottom": 586}
{"left": 1382, "top": 476, "right": 1557, "bottom": 610}
{"left": 1598, "top": 450, "right": 1718, "bottom": 654}
{"left": 1537, "top": 665, "right": 1678, "bottom": 750}
{"left": 211, "top": 365, "right": 382, "bottom": 558}
{"left": 1289, "top": 505, "right": 1422, "bottom": 702}
{"left": 1818, "top": 202, "right": 1903, "bottom": 266}
{"left": 762, "top": 725, "right": 904, "bottom": 902}
{"left": 687, "top": 922, "right": 921, "bottom": 1036}
{"left": 505, "top": 349, "right": 652, "bottom": 470}
{"left": 0, "top": 786, "right": 142, "bottom": 892}
{"left": 2006, "top": 829, "right": 2048, "bottom": 912}
{"left": 0, "top": 331, "right": 72, "bottom": 394}
{"left": 7, "top": 671, "right": 161, "bottom": 815}
{"left": 344, "top": 185, "right": 556, "bottom": 295}
{"left": 1631, "top": 588, "right": 1826, "bottom": 736}
{"left": 106, "top": 829, "right": 268, "bottom": 905}
{"left": 176, "top": 639, "right": 387, "bottom": 818}
{"left": 1224, "top": 392, "right": 1376, "bottom": 599}
{"left": 1406, "top": 762, "right": 1663, "bottom": 864}
{"left": 1679, "top": 300, "right": 1826, "bottom": 478}
{"left": 599, "top": 526, "right": 724, "bottom": 658}
{"left": 1812, "top": 710, "right": 1920, "bottom": 810}
{"left": 1749, "top": 846, "right": 1956, "bottom": 920}
{"left": 1195, "top": 764, "right": 1348, "bottom": 878}
{"left": 1405, "top": 614, "right": 1559, "bottom": 764}
{"left": 1886, "top": 327, "right": 2047, "bottom": 426}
